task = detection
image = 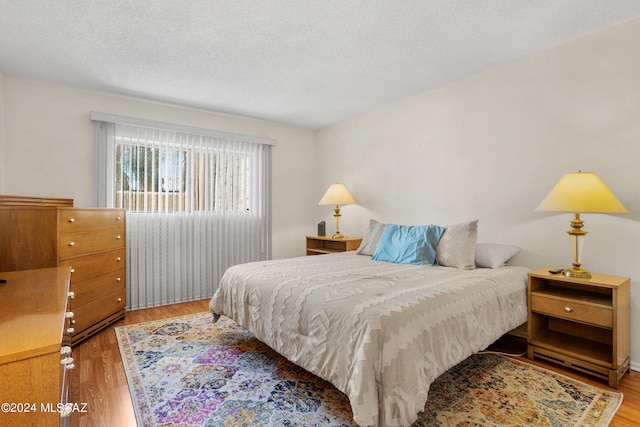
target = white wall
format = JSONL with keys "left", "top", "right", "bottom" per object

{"left": 316, "top": 18, "right": 640, "bottom": 368}
{"left": 1, "top": 78, "right": 317, "bottom": 259}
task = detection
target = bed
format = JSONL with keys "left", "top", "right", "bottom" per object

{"left": 209, "top": 249, "right": 528, "bottom": 427}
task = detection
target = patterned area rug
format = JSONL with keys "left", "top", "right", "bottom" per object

{"left": 115, "top": 312, "right": 622, "bottom": 427}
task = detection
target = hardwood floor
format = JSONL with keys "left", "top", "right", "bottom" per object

{"left": 69, "top": 299, "right": 210, "bottom": 427}
{"left": 69, "top": 299, "right": 640, "bottom": 427}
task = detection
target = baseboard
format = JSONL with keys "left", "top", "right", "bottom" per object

{"left": 630, "top": 361, "right": 640, "bottom": 372}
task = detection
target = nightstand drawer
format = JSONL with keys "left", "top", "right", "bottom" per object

{"left": 530, "top": 294, "right": 612, "bottom": 328}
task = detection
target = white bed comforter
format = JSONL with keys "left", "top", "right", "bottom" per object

{"left": 209, "top": 252, "right": 528, "bottom": 427}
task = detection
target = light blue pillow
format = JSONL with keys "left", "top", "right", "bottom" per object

{"left": 372, "top": 224, "right": 445, "bottom": 265}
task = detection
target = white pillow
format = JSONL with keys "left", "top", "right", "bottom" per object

{"left": 435, "top": 220, "right": 478, "bottom": 270}
{"left": 356, "top": 219, "right": 386, "bottom": 256}
{"left": 475, "top": 243, "right": 520, "bottom": 268}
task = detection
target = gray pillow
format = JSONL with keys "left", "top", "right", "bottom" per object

{"left": 436, "top": 219, "right": 478, "bottom": 269}
{"left": 356, "top": 219, "right": 386, "bottom": 255}
{"left": 475, "top": 243, "right": 520, "bottom": 268}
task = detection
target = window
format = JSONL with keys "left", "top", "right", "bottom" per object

{"left": 92, "top": 112, "right": 274, "bottom": 309}
{"left": 113, "top": 127, "right": 253, "bottom": 213}
{"left": 116, "top": 143, "right": 186, "bottom": 210}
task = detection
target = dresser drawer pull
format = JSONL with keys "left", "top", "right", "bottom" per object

{"left": 68, "top": 291, "right": 75, "bottom": 299}
{"left": 117, "top": 277, "right": 121, "bottom": 282}
{"left": 117, "top": 216, "right": 122, "bottom": 221}
{"left": 69, "top": 218, "right": 75, "bottom": 223}
{"left": 60, "top": 346, "right": 72, "bottom": 356}
{"left": 117, "top": 257, "right": 122, "bottom": 262}
{"left": 67, "top": 327, "right": 75, "bottom": 334}
{"left": 65, "top": 311, "right": 74, "bottom": 319}
{"left": 70, "top": 268, "right": 75, "bottom": 274}
{"left": 71, "top": 319, "right": 76, "bottom": 325}
{"left": 117, "top": 297, "right": 122, "bottom": 302}
{"left": 69, "top": 241, "right": 75, "bottom": 247}
{"left": 564, "top": 306, "right": 573, "bottom": 312}
{"left": 116, "top": 235, "right": 122, "bottom": 240}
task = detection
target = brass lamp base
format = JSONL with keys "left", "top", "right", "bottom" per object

{"left": 565, "top": 213, "right": 591, "bottom": 279}
{"left": 331, "top": 205, "right": 345, "bottom": 240}
{"left": 564, "top": 267, "right": 592, "bottom": 278}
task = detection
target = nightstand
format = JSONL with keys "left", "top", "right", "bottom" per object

{"left": 527, "top": 267, "right": 630, "bottom": 388}
{"left": 306, "top": 236, "right": 362, "bottom": 255}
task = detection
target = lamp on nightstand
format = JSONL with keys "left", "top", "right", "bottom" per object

{"left": 536, "top": 171, "right": 628, "bottom": 278}
{"left": 319, "top": 183, "right": 356, "bottom": 239}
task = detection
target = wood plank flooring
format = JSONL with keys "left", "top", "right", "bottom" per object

{"left": 69, "top": 299, "right": 210, "bottom": 427}
{"left": 69, "top": 299, "right": 639, "bottom": 427}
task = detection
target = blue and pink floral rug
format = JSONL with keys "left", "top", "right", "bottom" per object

{"left": 115, "top": 312, "right": 622, "bottom": 427}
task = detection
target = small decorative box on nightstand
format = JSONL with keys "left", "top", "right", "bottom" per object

{"left": 306, "top": 236, "right": 362, "bottom": 256}
{"left": 527, "top": 267, "right": 630, "bottom": 388}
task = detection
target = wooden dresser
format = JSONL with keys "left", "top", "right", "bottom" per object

{"left": 0, "top": 267, "right": 74, "bottom": 427}
{"left": 0, "top": 195, "right": 126, "bottom": 345}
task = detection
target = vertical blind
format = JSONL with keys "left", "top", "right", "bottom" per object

{"left": 92, "top": 113, "right": 273, "bottom": 310}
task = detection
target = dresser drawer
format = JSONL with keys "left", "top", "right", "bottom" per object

{"left": 530, "top": 293, "right": 612, "bottom": 328}
{"left": 59, "top": 249, "right": 125, "bottom": 282}
{"left": 70, "top": 270, "right": 125, "bottom": 308}
{"left": 71, "top": 287, "right": 126, "bottom": 334}
{"left": 58, "top": 229, "right": 125, "bottom": 259}
{"left": 58, "top": 209, "right": 124, "bottom": 234}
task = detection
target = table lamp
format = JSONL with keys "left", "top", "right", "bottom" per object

{"left": 319, "top": 183, "right": 356, "bottom": 239}
{"left": 536, "top": 171, "right": 628, "bottom": 278}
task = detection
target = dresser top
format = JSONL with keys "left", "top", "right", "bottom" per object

{"left": 0, "top": 267, "right": 71, "bottom": 364}
{"left": 0, "top": 194, "right": 74, "bottom": 207}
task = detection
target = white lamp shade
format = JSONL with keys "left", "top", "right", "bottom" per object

{"left": 319, "top": 183, "right": 356, "bottom": 205}
{"left": 536, "top": 172, "right": 628, "bottom": 214}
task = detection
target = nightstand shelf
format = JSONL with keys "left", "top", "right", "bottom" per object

{"left": 530, "top": 330, "right": 612, "bottom": 366}
{"left": 306, "top": 236, "right": 362, "bottom": 255}
{"left": 527, "top": 268, "right": 630, "bottom": 388}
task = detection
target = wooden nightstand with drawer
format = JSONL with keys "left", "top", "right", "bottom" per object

{"left": 306, "top": 236, "right": 362, "bottom": 255}
{"left": 527, "top": 267, "right": 630, "bottom": 388}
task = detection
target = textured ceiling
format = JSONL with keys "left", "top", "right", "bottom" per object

{"left": 1, "top": 1, "right": 639, "bottom": 129}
